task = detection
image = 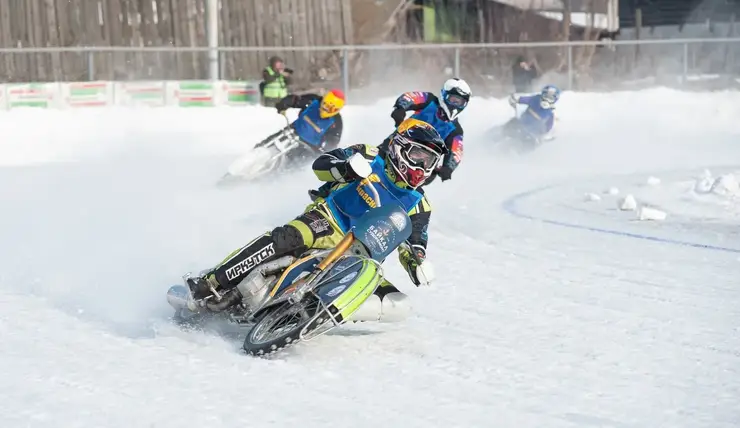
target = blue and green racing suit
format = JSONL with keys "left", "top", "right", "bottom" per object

{"left": 190, "top": 144, "right": 431, "bottom": 302}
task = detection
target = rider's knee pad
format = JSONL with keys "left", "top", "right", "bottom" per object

{"left": 270, "top": 225, "right": 307, "bottom": 254}
{"left": 289, "top": 210, "right": 336, "bottom": 247}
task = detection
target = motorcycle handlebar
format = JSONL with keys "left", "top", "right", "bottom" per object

{"left": 360, "top": 177, "right": 382, "bottom": 207}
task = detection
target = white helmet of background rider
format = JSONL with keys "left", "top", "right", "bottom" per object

{"left": 439, "top": 78, "right": 471, "bottom": 121}
{"left": 539, "top": 84, "right": 561, "bottom": 110}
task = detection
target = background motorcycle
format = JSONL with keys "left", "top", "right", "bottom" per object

{"left": 489, "top": 102, "right": 555, "bottom": 154}
{"left": 217, "top": 113, "right": 322, "bottom": 186}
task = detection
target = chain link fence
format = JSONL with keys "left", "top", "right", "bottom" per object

{"left": 1, "top": 38, "right": 739, "bottom": 99}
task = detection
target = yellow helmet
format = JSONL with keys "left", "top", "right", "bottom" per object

{"left": 320, "top": 89, "right": 346, "bottom": 118}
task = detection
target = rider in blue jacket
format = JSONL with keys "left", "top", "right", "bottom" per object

{"left": 187, "top": 119, "right": 445, "bottom": 322}
{"left": 254, "top": 89, "right": 346, "bottom": 165}
{"left": 308, "top": 78, "right": 471, "bottom": 201}
{"left": 508, "top": 84, "right": 560, "bottom": 137}
{"left": 386, "top": 78, "right": 471, "bottom": 182}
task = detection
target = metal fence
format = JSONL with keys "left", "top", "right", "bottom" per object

{"left": 1, "top": 38, "right": 739, "bottom": 97}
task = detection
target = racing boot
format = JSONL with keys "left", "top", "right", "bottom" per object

{"left": 191, "top": 225, "right": 308, "bottom": 300}
{"left": 187, "top": 274, "right": 220, "bottom": 300}
{"left": 350, "top": 281, "right": 411, "bottom": 323}
{"left": 308, "top": 181, "right": 333, "bottom": 201}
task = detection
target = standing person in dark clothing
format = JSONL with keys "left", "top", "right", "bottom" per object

{"left": 512, "top": 56, "right": 538, "bottom": 93}
{"left": 260, "top": 56, "right": 293, "bottom": 107}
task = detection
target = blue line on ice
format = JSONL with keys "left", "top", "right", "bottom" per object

{"left": 502, "top": 185, "right": 740, "bottom": 254}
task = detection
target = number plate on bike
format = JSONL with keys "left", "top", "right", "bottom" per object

{"left": 352, "top": 203, "right": 412, "bottom": 261}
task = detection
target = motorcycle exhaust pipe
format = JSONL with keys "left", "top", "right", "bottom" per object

{"left": 206, "top": 256, "right": 296, "bottom": 313}
{"left": 206, "top": 289, "right": 242, "bottom": 312}
{"left": 166, "top": 285, "right": 191, "bottom": 311}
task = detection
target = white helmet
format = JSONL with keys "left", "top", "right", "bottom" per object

{"left": 439, "top": 78, "right": 471, "bottom": 121}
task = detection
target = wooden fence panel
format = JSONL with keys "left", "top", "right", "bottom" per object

{"left": 0, "top": 3, "right": 13, "bottom": 78}
{"left": 0, "top": 0, "right": 352, "bottom": 83}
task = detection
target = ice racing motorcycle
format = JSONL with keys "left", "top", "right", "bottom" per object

{"left": 167, "top": 178, "right": 415, "bottom": 356}
{"left": 489, "top": 117, "right": 553, "bottom": 154}
{"left": 217, "top": 120, "right": 322, "bottom": 185}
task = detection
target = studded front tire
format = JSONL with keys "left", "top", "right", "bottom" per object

{"left": 242, "top": 297, "right": 324, "bottom": 356}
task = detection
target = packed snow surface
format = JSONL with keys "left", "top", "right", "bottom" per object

{"left": 0, "top": 88, "right": 738, "bottom": 427}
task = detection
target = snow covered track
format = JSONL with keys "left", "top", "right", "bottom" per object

{"left": 1, "top": 89, "right": 738, "bottom": 427}
{"left": 503, "top": 167, "right": 740, "bottom": 254}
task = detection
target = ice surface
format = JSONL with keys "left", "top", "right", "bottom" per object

{"left": 0, "top": 88, "right": 739, "bottom": 427}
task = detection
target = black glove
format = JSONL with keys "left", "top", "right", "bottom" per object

{"left": 275, "top": 102, "right": 288, "bottom": 113}
{"left": 437, "top": 165, "right": 453, "bottom": 181}
{"left": 391, "top": 107, "right": 406, "bottom": 127}
{"left": 275, "top": 95, "right": 297, "bottom": 113}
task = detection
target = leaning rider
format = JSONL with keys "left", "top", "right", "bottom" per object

{"left": 255, "top": 89, "right": 346, "bottom": 165}
{"left": 188, "top": 118, "right": 446, "bottom": 322}
{"left": 508, "top": 84, "right": 560, "bottom": 138}
{"left": 309, "top": 78, "right": 470, "bottom": 201}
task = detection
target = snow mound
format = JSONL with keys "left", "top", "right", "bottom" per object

{"left": 573, "top": 169, "right": 740, "bottom": 227}
{"left": 693, "top": 170, "right": 738, "bottom": 197}
{"left": 694, "top": 175, "right": 715, "bottom": 193}
{"left": 637, "top": 206, "right": 667, "bottom": 221}
{"left": 584, "top": 192, "right": 602, "bottom": 202}
{"left": 646, "top": 176, "right": 661, "bottom": 186}
{"left": 598, "top": 169, "right": 740, "bottom": 223}
{"left": 618, "top": 194, "right": 637, "bottom": 211}
{"left": 709, "top": 173, "right": 739, "bottom": 196}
